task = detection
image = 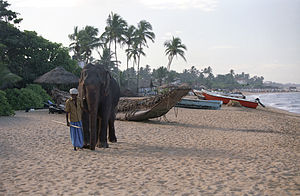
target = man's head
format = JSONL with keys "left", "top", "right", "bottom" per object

{"left": 69, "top": 88, "right": 78, "bottom": 99}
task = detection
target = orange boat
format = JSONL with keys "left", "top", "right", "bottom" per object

{"left": 202, "top": 90, "right": 258, "bottom": 109}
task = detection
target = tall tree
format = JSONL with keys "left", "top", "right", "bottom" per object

{"left": 80, "top": 26, "right": 100, "bottom": 64}
{"left": 123, "top": 25, "right": 136, "bottom": 71}
{"left": 68, "top": 26, "right": 81, "bottom": 61}
{"left": 164, "top": 36, "right": 187, "bottom": 71}
{"left": 126, "top": 44, "right": 139, "bottom": 70}
{"left": 68, "top": 25, "right": 100, "bottom": 64}
{"left": 153, "top": 66, "right": 168, "bottom": 86}
{"left": 126, "top": 44, "right": 145, "bottom": 92}
{"left": 135, "top": 20, "right": 155, "bottom": 92}
{"left": 0, "top": 0, "right": 22, "bottom": 24}
{"left": 97, "top": 47, "right": 119, "bottom": 78}
{"left": 104, "top": 12, "right": 127, "bottom": 68}
{"left": 123, "top": 25, "right": 136, "bottom": 85}
{"left": 139, "top": 64, "right": 151, "bottom": 82}
{"left": 1, "top": 27, "right": 80, "bottom": 86}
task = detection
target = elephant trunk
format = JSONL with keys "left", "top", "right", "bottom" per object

{"left": 85, "top": 85, "right": 100, "bottom": 150}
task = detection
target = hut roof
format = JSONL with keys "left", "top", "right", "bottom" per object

{"left": 34, "top": 66, "right": 79, "bottom": 84}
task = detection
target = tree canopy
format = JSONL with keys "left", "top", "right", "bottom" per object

{"left": 164, "top": 36, "right": 187, "bottom": 71}
{"left": 0, "top": 0, "right": 80, "bottom": 88}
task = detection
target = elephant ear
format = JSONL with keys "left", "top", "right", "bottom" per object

{"left": 104, "top": 71, "right": 111, "bottom": 96}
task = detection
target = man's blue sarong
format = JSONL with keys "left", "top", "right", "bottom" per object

{"left": 70, "top": 121, "right": 83, "bottom": 148}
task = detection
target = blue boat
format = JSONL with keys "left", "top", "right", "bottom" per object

{"left": 176, "top": 98, "right": 223, "bottom": 110}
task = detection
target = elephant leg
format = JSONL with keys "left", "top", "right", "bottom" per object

{"left": 108, "top": 112, "right": 117, "bottom": 143}
{"left": 81, "top": 110, "right": 90, "bottom": 148}
{"left": 89, "top": 113, "right": 97, "bottom": 150}
{"left": 96, "top": 117, "right": 102, "bottom": 147}
{"left": 98, "top": 115, "right": 109, "bottom": 148}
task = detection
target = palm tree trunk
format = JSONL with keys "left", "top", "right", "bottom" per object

{"left": 109, "top": 41, "right": 112, "bottom": 54}
{"left": 136, "top": 54, "right": 141, "bottom": 93}
{"left": 114, "top": 38, "right": 120, "bottom": 85}
{"left": 167, "top": 55, "right": 173, "bottom": 71}
{"left": 126, "top": 46, "right": 130, "bottom": 87}
{"left": 114, "top": 38, "right": 118, "bottom": 67}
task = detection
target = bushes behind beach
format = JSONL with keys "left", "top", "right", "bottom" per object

{"left": 0, "top": 84, "right": 52, "bottom": 116}
{"left": 0, "top": 90, "right": 14, "bottom": 116}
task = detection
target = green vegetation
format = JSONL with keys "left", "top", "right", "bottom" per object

{"left": 26, "top": 84, "right": 53, "bottom": 103}
{"left": 0, "top": 90, "right": 14, "bottom": 116}
{"left": 0, "top": 1, "right": 79, "bottom": 115}
{"left": 132, "top": 65, "right": 264, "bottom": 91}
{"left": 0, "top": 0, "right": 80, "bottom": 89}
{"left": 5, "top": 85, "right": 47, "bottom": 110}
{"left": 0, "top": 61, "right": 22, "bottom": 89}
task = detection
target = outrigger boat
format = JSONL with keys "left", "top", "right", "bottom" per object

{"left": 202, "top": 90, "right": 258, "bottom": 109}
{"left": 116, "top": 84, "right": 191, "bottom": 121}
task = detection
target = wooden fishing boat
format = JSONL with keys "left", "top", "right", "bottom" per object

{"left": 116, "top": 84, "right": 191, "bottom": 121}
{"left": 202, "top": 90, "right": 258, "bottom": 109}
{"left": 176, "top": 98, "right": 222, "bottom": 110}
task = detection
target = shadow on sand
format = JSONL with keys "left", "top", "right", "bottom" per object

{"left": 139, "top": 119, "right": 299, "bottom": 136}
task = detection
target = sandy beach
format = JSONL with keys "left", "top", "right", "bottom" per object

{"left": 0, "top": 106, "right": 299, "bottom": 195}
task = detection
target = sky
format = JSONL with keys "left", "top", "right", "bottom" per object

{"left": 8, "top": 0, "right": 300, "bottom": 84}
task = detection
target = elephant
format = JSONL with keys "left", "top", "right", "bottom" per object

{"left": 78, "top": 63, "right": 120, "bottom": 150}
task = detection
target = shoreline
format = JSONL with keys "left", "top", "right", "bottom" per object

{"left": 242, "top": 90, "right": 300, "bottom": 96}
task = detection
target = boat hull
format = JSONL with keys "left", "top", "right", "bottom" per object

{"left": 176, "top": 99, "right": 222, "bottom": 110}
{"left": 202, "top": 91, "right": 258, "bottom": 109}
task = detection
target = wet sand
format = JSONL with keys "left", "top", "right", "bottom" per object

{"left": 0, "top": 106, "right": 299, "bottom": 195}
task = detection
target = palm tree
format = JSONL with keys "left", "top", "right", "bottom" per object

{"left": 164, "top": 36, "right": 187, "bottom": 71}
{"left": 126, "top": 44, "right": 145, "bottom": 92}
{"left": 104, "top": 12, "right": 127, "bottom": 68}
{"left": 97, "top": 48, "right": 116, "bottom": 71}
{"left": 123, "top": 25, "right": 136, "bottom": 86}
{"left": 134, "top": 20, "right": 155, "bottom": 93}
{"left": 68, "top": 26, "right": 101, "bottom": 64}
{"left": 136, "top": 20, "right": 155, "bottom": 45}
{"left": 68, "top": 26, "right": 82, "bottom": 61}
{"left": 80, "top": 26, "right": 101, "bottom": 64}
{"left": 123, "top": 25, "right": 136, "bottom": 71}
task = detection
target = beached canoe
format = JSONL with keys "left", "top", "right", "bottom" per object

{"left": 176, "top": 98, "right": 223, "bottom": 110}
{"left": 202, "top": 90, "right": 258, "bottom": 109}
{"left": 116, "top": 84, "right": 191, "bottom": 121}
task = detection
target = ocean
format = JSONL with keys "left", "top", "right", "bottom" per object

{"left": 246, "top": 92, "right": 300, "bottom": 114}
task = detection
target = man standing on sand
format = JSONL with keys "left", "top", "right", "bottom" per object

{"left": 65, "top": 88, "right": 83, "bottom": 151}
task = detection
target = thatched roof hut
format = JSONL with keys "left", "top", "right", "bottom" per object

{"left": 34, "top": 66, "right": 79, "bottom": 84}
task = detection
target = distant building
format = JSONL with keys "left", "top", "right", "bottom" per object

{"left": 289, "top": 86, "right": 297, "bottom": 91}
{"left": 236, "top": 79, "right": 247, "bottom": 85}
{"left": 138, "top": 80, "right": 157, "bottom": 95}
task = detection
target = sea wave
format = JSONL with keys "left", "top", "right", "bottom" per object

{"left": 246, "top": 92, "right": 300, "bottom": 114}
